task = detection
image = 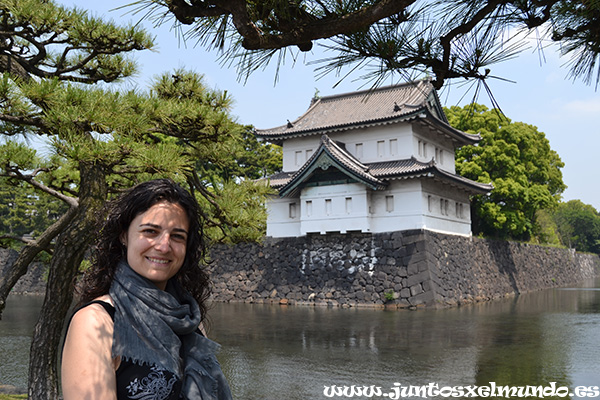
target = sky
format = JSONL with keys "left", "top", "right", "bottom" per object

{"left": 59, "top": 0, "right": 600, "bottom": 210}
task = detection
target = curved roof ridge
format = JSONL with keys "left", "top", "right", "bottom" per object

{"left": 316, "top": 78, "right": 433, "bottom": 103}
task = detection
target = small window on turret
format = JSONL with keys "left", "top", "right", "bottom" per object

{"left": 355, "top": 143, "right": 363, "bottom": 159}
{"left": 377, "top": 141, "right": 385, "bottom": 157}
{"left": 390, "top": 139, "right": 398, "bottom": 156}
{"left": 289, "top": 203, "right": 297, "bottom": 219}
{"left": 386, "top": 195, "right": 394, "bottom": 212}
{"left": 345, "top": 197, "right": 352, "bottom": 214}
{"left": 456, "top": 202, "right": 464, "bottom": 219}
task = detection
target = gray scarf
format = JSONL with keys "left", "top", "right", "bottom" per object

{"left": 109, "top": 261, "right": 232, "bottom": 399}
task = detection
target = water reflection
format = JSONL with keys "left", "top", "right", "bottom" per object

{"left": 208, "top": 281, "right": 600, "bottom": 399}
{"left": 1, "top": 280, "right": 600, "bottom": 399}
{"left": 0, "top": 294, "right": 43, "bottom": 391}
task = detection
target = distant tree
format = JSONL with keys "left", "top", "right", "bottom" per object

{"left": 553, "top": 200, "right": 600, "bottom": 254}
{"left": 533, "top": 208, "right": 562, "bottom": 247}
{"left": 0, "top": 176, "right": 68, "bottom": 249}
{"left": 195, "top": 125, "right": 281, "bottom": 183}
{"left": 133, "top": 1, "right": 600, "bottom": 90}
{"left": 446, "top": 103, "right": 566, "bottom": 240}
{"left": 0, "top": 178, "right": 38, "bottom": 243}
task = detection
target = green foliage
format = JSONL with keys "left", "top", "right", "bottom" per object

{"left": 0, "top": 143, "right": 69, "bottom": 249}
{"left": 195, "top": 126, "right": 282, "bottom": 183}
{"left": 384, "top": 290, "right": 395, "bottom": 302}
{"left": 446, "top": 104, "right": 566, "bottom": 240}
{"left": 141, "top": 70, "right": 279, "bottom": 242}
{"left": 0, "top": 68, "right": 277, "bottom": 245}
{"left": 0, "top": 394, "right": 27, "bottom": 400}
{"left": 0, "top": 0, "right": 154, "bottom": 82}
{"left": 200, "top": 180, "right": 272, "bottom": 244}
{"left": 533, "top": 209, "right": 563, "bottom": 247}
{"left": 552, "top": 200, "right": 600, "bottom": 254}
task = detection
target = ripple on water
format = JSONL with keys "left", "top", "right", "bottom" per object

{"left": 0, "top": 335, "right": 31, "bottom": 390}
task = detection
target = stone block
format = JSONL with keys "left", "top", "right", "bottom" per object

{"left": 406, "top": 270, "right": 430, "bottom": 287}
{"left": 407, "top": 263, "right": 420, "bottom": 275}
{"left": 410, "top": 284, "right": 423, "bottom": 296}
{"left": 409, "top": 290, "right": 436, "bottom": 305}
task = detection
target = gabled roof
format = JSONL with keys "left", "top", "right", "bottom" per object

{"left": 255, "top": 79, "right": 480, "bottom": 146}
{"left": 272, "top": 135, "right": 493, "bottom": 197}
{"left": 278, "top": 135, "right": 387, "bottom": 197}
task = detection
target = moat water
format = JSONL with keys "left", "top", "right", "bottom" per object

{"left": 2, "top": 279, "right": 600, "bottom": 398}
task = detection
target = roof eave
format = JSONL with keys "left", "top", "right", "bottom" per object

{"left": 416, "top": 109, "right": 481, "bottom": 146}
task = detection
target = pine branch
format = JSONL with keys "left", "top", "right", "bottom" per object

{"left": 161, "top": 0, "right": 418, "bottom": 51}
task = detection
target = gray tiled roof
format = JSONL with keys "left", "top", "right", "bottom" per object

{"left": 270, "top": 135, "right": 493, "bottom": 195}
{"left": 255, "top": 79, "right": 480, "bottom": 145}
{"left": 368, "top": 158, "right": 493, "bottom": 193}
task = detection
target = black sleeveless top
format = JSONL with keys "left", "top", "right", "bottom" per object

{"left": 81, "top": 300, "right": 183, "bottom": 400}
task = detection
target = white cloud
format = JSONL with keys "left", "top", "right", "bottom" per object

{"left": 564, "top": 97, "right": 600, "bottom": 114}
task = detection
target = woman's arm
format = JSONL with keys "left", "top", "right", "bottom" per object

{"left": 61, "top": 302, "right": 118, "bottom": 400}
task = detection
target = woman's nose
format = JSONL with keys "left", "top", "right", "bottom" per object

{"left": 154, "top": 233, "right": 171, "bottom": 251}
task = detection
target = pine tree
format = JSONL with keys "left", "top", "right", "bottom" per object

{"left": 0, "top": 2, "right": 275, "bottom": 398}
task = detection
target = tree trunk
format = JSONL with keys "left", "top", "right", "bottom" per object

{"left": 27, "top": 162, "right": 108, "bottom": 400}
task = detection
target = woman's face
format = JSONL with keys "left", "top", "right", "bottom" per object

{"left": 121, "top": 201, "right": 189, "bottom": 290}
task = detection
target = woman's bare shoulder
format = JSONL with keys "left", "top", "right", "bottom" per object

{"left": 70, "top": 295, "right": 114, "bottom": 326}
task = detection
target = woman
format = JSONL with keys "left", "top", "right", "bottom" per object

{"left": 62, "top": 179, "right": 232, "bottom": 400}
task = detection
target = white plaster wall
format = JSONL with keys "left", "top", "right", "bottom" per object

{"left": 266, "top": 196, "right": 301, "bottom": 237}
{"left": 326, "top": 124, "right": 414, "bottom": 163}
{"left": 369, "top": 180, "right": 428, "bottom": 233}
{"left": 280, "top": 121, "right": 460, "bottom": 174}
{"left": 413, "top": 126, "right": 456, "bottom": 173}
{"left": 420, "top": 180, "right": 473, "bottom": 236}
{"left": 365, "top": 180, "right": 473, "bottom": 236}
{"left": 266, "top": 179, "right": 475, "bottom": 237}
{"left": 300, "top": 183, "right": 371, "bottom": 234}
{"left": 281, "top": 136, "right": 322, "bottom": 172}
{"left": 281, "top": 123, "right": 423, "bottom": 171}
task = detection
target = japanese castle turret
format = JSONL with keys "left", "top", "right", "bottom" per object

{"left": 256, "top": 79, "right": 493, "bottom": 238}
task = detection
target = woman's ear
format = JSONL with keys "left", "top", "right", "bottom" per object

{"left": 120, "top": 232, "right": 127, "bottom": 247}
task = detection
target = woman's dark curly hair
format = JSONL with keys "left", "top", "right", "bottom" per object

{"left": 77, "top": 178, "right": 211, "bottom": 322}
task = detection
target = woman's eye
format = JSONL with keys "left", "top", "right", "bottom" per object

{"left": 172, "top": 234, "right": 187, "bottom": 242}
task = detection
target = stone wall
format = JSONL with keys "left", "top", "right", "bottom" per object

{"left": 0, "top": 248, "right": 47, "bottom": 294}
{"left": 3, "top": 230, "right": 599, "bottom": 307}
{"left": 207, "top": 230, "right": 600, "bottom": 308}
